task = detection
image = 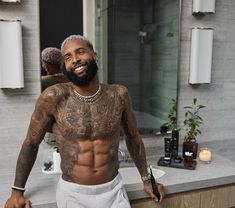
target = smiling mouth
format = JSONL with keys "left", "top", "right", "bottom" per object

{"left": 74, "top": 65, "right": 87, "bottom": 75}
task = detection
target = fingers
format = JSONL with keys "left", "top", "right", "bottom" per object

{"left": 4, "top": 197, "right": 31, "bottom": 208}
{"left": 144, "top": 182, "right": 159, "bottom": 203}
{"left": 148, "top": 190, "right": 158, "bottom": 202}
{"left": 25, "top": 200, "right": 32, "bottom": 208}
{"left": 144, "top": 182, "right": 165, "bottom": 203}
{"left": 157, "top": 183, "right": 165, "bottom": 203}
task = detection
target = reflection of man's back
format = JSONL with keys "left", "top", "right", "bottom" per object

{"left": 41, "top": 73, "right": 68, "bottom": 92}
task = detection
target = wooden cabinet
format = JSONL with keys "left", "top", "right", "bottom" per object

{"left": 130, "top": 184, "right": 235, "bottom": 208}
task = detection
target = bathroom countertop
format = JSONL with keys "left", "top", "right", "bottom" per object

{"left": 1, "top": 138, "right": 235, "bottom": 207}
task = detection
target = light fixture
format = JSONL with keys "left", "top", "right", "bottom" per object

{"left": 0, "top": 20, "right": 24, "bottom": 88}
{"left": 0, "top": 0, "right": 20, "bottom": 2}
{"left": 193, "top": 0, "right": 215, "bottom": 14}
{"left": 189, "top": 27, "right": 213, "bottom": 84}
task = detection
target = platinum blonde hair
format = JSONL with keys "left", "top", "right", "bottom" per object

{"left": 61, "top": 35, "right": 94, "bottom": 52}
{"left": 41, "top": 47, "right": 62, "bottom": 64}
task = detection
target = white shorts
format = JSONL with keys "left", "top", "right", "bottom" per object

{"left": 56, "top": 173, "right": 131, "bottom": 208}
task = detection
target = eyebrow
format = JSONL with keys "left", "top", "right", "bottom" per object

{"left": 63, "top": 47, "right": 86, "bottom": 58}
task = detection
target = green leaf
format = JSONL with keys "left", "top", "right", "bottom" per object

{"left": 184, "top": 106, "right": 193, "bottom": 109}
{"left": 198, "top": 105, "right": 206, "bottom": 109}
{"left": 183, "top": 97, "right": 205, "bottom": 140}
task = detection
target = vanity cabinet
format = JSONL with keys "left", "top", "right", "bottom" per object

{"left": 130, "top": 184, "right": 235, "bottom": 208}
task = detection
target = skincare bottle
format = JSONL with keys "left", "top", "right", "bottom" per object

{"left": 164, "top": 137, "right": 172, "bottom": 161}
{"left": 171, "top": 129, "right": 179, "bottom": 158}
{"left": 53, "top": 147, "right": 61, "bottom": 172}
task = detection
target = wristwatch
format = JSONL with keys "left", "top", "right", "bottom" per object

{"left": 141, "top": 173, "right": 151, "bottom": 182}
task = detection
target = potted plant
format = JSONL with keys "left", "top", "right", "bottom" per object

{"left": 160, "top": 99, "right": 178, "bottom": 134}
{"left": 183, "top": 98, "right": 205, "bottom": 159}
{"left": 167, "top": 98, "right": 180, "bottom": 140}
{"left": 167, "top": 99, "right": 179, "bottom": 132}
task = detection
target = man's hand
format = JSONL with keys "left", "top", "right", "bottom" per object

{"left": 4, "top": 191, "right": 31, "bottom": 208}
{"left": 144, "top": 181, "right": 165, "bottom": 203}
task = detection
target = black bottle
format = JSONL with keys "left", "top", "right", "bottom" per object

{"left": 171, "top": 129, "right": 179, "bottom": 158}
{"left": 164, "top": 137, "right": 172, "bottom": 159}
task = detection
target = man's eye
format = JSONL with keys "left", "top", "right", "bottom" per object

{"left": 65, "top": 56, "right": 71, "bottom": 61}
{"left": 78, "top": 51, "right": 85, "bottom": 55}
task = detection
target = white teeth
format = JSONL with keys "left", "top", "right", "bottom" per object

{"left": 75, "top": 66, "right": 84, "bottom": 73}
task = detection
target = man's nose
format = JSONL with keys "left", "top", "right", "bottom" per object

{"left": 72, "top": 54, "right": 81, "bottom": 65}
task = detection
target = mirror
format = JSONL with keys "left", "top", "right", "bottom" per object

{"left": 39, "top": 0, "right": 180, "bottom": 134}
{"left": 107, "top": 0, "right": 180, "bottom": 134}
{"left": 39, "top": 0, "right": 83, "bottom": 91}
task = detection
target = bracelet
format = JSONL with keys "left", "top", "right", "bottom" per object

{"left": 11, "top": 185, "right": 25, "bottom": 192}
{"left": 141, "top": 173, "right": 151, "bottom": 182}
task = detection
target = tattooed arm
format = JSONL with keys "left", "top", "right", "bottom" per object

{"left": 120, "top": 86, "right": 164, "bottom": 203}
{"left": 4, "top": 88, "right": 57, "bottom": 208}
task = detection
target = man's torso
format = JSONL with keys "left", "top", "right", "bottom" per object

{"left": 46, "top": 83, "right": 127, "bottom": 184}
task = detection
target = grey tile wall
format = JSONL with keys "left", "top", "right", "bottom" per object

{"left": 178, "top": 0, "right": 235, "bottom": 142}
{"left": 0, "top": 0, "right": 41, "bottom": 174}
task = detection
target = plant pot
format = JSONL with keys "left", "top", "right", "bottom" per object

{"left": 183, "top": 141, "right": 198, "bottom": 159}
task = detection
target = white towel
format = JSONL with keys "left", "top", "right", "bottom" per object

{"left": 56, "top": 173, "right": 131, "bottom": 208}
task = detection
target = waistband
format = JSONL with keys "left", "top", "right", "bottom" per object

{"left": 58, "top": 172, "right": 123, "bottom": 195}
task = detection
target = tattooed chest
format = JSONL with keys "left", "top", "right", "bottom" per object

{"left": 56, "top": 101, "right": 123, "bottom": 139}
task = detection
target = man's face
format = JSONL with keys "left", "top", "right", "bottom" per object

{"left": 62, "top": 39, "right": 98, "bottom": 86}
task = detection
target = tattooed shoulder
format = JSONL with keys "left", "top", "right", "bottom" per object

{"left": 36, "top": 83, "right": 70, "bottom": 113}
{"left": 41, "top": 83, "right": 69, "bottom": 100}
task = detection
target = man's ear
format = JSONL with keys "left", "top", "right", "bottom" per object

{"left": 60, "top": 62, "right": 67, "bottom": 75}
{"left": 93, "top": 52, "right": 98, "bottom": 63}
{"left": 42, "top": 61, "right": 47, "bottom": 70}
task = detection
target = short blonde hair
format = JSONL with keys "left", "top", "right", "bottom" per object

{"left": 61, "top": 35, "right": 94, "bottom": 52}
{"left": 41, "top": 47, "right": 62, "bottom": 65}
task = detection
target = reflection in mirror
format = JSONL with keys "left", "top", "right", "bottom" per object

{"left": 40, "top": 47, "right": 69, "bottom": 92}
{"left": 39, "top": 0, "right": 83, "bottom": 145}
{"left": 39, "top": 0, "right": 83, "bottom": 92}
{"left": 107, "top": 0, "right": 180, "bottom": 134}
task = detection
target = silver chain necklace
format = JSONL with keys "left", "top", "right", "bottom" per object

{"left": 73, "top": 85, "right": 102, "bottom": 102}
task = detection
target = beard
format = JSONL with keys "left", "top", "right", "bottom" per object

{"left": 63, "top": 60, "right": 98, "bottom": 86}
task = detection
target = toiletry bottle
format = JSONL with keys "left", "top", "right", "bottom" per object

{"left": 171, "top": 129, "right": 179, "bottom": 158}
{"left": 164, "top": 137, "right": 172, "bottom": 160}
{"left": 53, "top": 147, "right": 61, "bottom": 173}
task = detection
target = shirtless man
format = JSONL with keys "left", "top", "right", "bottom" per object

{"left": 4, "top": 35, "right": 164, "bottom": 208}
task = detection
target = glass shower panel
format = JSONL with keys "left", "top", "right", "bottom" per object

{"left": 108, "top": 0, "right": 179, "bottom": 134}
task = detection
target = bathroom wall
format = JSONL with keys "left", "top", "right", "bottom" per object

{"left": 178, "top": 0, "right": 235, "bottom": 142}
{"left": 0, "top": 0, "right": 41, "bottom": 172}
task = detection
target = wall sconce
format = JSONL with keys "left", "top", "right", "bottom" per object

{"left": 189, "top": 27, "right": 213, "bottom": 84}
{"left": 193, "top": 0, "right": 215, "bottom": 14}
{"left": 0, "top": 0, "right": 20, "bottom": 2}
{"left": 0, "top": 20, "right": 24, "bottom": 88}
